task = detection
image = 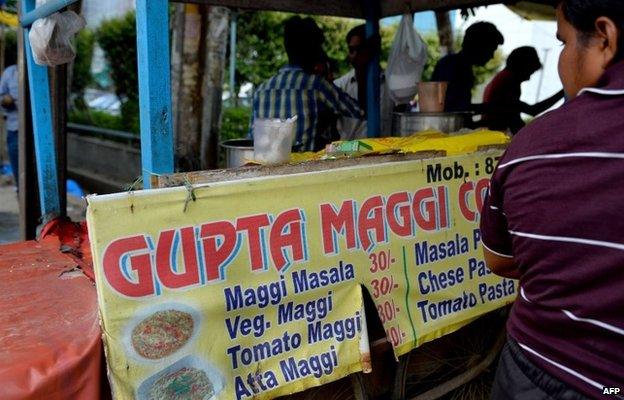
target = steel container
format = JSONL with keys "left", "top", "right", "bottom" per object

{"left": 219, "top": 139, "right": 254, "bottom": 168}
{"left": 392, "top": 112, "right": 472, "bottom": 136}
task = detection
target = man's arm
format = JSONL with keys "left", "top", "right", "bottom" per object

{"left": 479, "top": 167, "right": 523, "bottom": 279}
{"left": 0, "top": 69, "right": 14, "bottom": 109}
{"left": 317, "top": 78, "right": 363, "bottom": 119}
{"left": 521, "top": 89, "right": 564, "bottom": 116}
{"left": 470, "top": 102, "right": 493, "bottom": 115}
{"left": 0, "top": 69, "right": 8, "bottom": 96}
{"left": 482, "top": 246, "right": 521, "bottom": 279}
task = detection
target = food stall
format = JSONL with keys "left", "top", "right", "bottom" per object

{"left": 5, "top": 0, "right": 552, "bottom": 398}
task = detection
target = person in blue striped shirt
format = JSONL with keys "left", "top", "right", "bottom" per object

{"left": 250, "top": 17, "right": 364, "bottom": 152}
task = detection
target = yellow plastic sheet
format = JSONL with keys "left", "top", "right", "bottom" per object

{"left": 0, "top": 10, "right": 18, "bottom": 28}
{"left": 288, "top": 130, "right": 509, "bottom": 163}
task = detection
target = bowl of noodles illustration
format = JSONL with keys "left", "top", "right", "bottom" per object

{"left": 124, "top": 302, "right": 201, "bottom": 362}
{"left": 136, "top": 355, "right": 224, "bottom": 400}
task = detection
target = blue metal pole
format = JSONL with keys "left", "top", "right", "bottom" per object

{"left": 20, "top": 0, "right": 79, "bottom": 27}
{"left": 229, "top": 11, "right": 237, "bottom": 106}
{"left": 136, "top": 0, "right": 174, "bottom": 188}
{"left": 22, "top": 0, "right": 60, "bottom": 216}
{"left": 363, "top": 0, "right": 381, "bottom": 138}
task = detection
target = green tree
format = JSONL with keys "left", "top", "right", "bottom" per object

{"left": 71, "top": 29, "right": 95, "bottom": 108}
{"left": 421, "top": 32, "right": 442, "bottom": 82}
{"left": 473, "top": 51, "right": 504, "bottom": 87}
{"left": 313, "top": 15, "right": 358, "bottom": 74}
{"left": 95, "top": 11, "right": 139, "bottom": 133}
{"left": 95, "top": 12, "right": 138, "bottom": 101}
{"left": 2, "top": 0, "right": 17, "bottom": 11}
{"left": 233, "top": 11, "right": 398, "bottom": 88}
{"left": 234, "top": 11, "right": 289, "bottom": 87}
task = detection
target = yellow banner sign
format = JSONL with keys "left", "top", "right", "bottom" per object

{"left": 88, "top": 151, "right": 516, "bottom": 399}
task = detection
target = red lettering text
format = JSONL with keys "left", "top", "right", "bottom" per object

{"left": 270, "top": 209, "right": 305, "bottom": 271}
{"left": 156, "top": 227, "right": 200, "bottom": 289}
{"left": 358, "top": 196, "right": 386, "bottom": 251}
{"left": 200, "top": 221, "right": 237, "bottom": 282}
{"left": 236, "top": 214, "right": 270, "bottom": 271}
{"left": 103, "top": 235, "right": 154, "bottom": 297}
{"left": 320, "top": 201, "right": 357, "bottom": 254}
{"left": 386, "top": 192, "right": 413, "bottom": 237}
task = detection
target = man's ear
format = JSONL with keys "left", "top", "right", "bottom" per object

{"left": 594, "top": 16, "right": 619, "bottom": 67}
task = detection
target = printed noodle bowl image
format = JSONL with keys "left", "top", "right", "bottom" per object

{"left": 131, "top": 309, "right": 194, "bottom": 359}
{"left": 148, "top": 367, "right": 214, "bottom": 400}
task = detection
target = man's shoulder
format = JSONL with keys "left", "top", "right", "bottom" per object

{"left": 515, "top": 92, "right": 619, "bottom": 147}
{"left": 256, "top": 74, "right": 277, "bottom": 91}
{"left": 504, "top": 102, "right": 575, "bottom": 160}
{"left": 485, "top": 69, "right": 516, "bottom": 96}
{"left": 433, "top": 54, "right": 465, "bottom": 79}
{"left": 3, "top": 65, "right": 16, "bottom": 74}
{"left": 262, "top": 68, "right": 323, "bottom": 92}
{"left": 0, "top": 65, "right": 16, "bottom": 80}
{"left": 516, "top": 103, "right": 566, "bottom": 135}
{"left": 437, "top": 53, "right": 462, "bottom": 68}
{"left": 256, "top": 70, "right": 291, "bottom": 91}
{"left": 334, "top": 69, "right": 355, "bottom": 89}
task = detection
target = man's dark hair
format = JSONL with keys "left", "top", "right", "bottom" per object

{"left": 284, "top": 16, "right": 325, "bottom": 71}
{"left": 462, "top": 21, "right": 504, "bottom": 50}
{"left": 346, "top": 24, "right": 366, "bottom": 43}
{"left": 559, "top": 0, "right": 623, "bottom": 60}
{"left": 506, "top": 46, "right": 542, "bottom": 72}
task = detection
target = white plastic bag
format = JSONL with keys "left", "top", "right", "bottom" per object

{"left": 253, "top": 116, "right": 297, "bottom": 164}
{"left": 29, "top": 11, "right": 86, "bottom": 66}
{"left": 386, "top": 14, "right": 428, "bottom": 104}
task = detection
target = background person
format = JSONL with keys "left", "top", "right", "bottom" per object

{"left": 431, "top": 22, "right": 504, "bottom": 112}
{"left": 481, "top": 0, "right": 624, "bottom": 398}
{"left": 334, "top": 24, "right": 393, "bottom": 139}
{"left": 250, "top": 17, "right": 363, "bottom": 152}
{"left": 0, "top": 44, "right": 18, "bottom": 189}
{"left": 313, "top": 53, "right": 341, "bottom": 150}
{"left": 481, "top": 46, "right": 564, "bottom": 134}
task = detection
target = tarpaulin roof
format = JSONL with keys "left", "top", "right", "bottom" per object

{"left": 0, "top": 220, "right": 108, "bottom": 400}
{"left": 176, "top": 0, "right": 553, "bottom": 18}
{"left": 507, "top": 1, "right": 556, "bottom": 20}
{"left": 0, "top": 10, "right": 17, "bottom": 27}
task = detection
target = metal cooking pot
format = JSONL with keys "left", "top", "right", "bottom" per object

{"left": 220, "top": 139, "right": 254, "bottom": 168}
{"left": 392, "top": 112, "right": 472, "bottom": 136}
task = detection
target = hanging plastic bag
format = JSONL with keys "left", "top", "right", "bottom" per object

{"left": 386, "top": 14, "right": 428, "bottom": 104}
{"left": 29, "top": 11, "right": 86, "bottom": 66}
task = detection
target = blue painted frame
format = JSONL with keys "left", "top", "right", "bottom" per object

{"left": 22, "top": 0, "right": 60, "bottom": 216}
{"left": 23, "top": 0, "right": 380, "bottom": 200}
{"left": 364, "top": 0, "right": 381, "bottom": 138}
{"left": 20, "top": 0, "right": 79, "bottom": 27}
{"left": 135, "top": 0, "right": 174, "bottom": 188}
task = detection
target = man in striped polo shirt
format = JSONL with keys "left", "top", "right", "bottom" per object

{"left": 480, "top": 0, "right": 624, "bottom": 398}
{"left": 250, "top": 17, "right": 364, "bottom": 152}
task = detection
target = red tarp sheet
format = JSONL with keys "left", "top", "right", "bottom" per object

{"left": 0, "top": 220, "right": 107, "bottom": 400}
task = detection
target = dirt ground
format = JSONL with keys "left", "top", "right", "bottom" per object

{"left": 0, "top": 176, "right": 19, "bottom": 244}
{"left": 0, "top": 175, "right": 87, "bottom": 244}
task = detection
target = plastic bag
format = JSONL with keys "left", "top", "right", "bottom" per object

{"left": 29, "top": 11, "right": 86, "bottom": 66}
{"left": 253, "top": 116, "right": 298, "bottom": 164}
{"left": 386, "top": 14, "right": 428, "bottom": 104}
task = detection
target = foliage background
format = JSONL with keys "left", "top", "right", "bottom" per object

{"left": 68, "top": 11, "right": 140, "bottom": 133}
{"left": 71, "top": 30, "right": 95, "bottom": 107}
{"left": 95, "top": 12, "right": 138, "bottom": 102}
{"left": 63, "top": 10, "right": 502, "bottom": 140}
{"left": 233, "top": 12, "right": 401, "bottom": 88}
